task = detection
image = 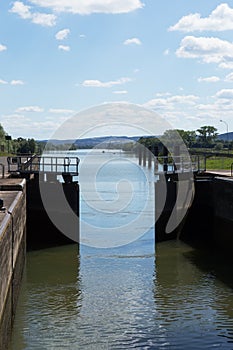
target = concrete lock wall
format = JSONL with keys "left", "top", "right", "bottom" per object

{"left": 0, "top": 174, "right": 79, "bottom": 347}
{"left": 156, "top": 174, "right": 233, "bottom": 254}
{"left": 26, "top": 177, "right": 80, "bottom": 250}
{"left": 212, "top": 177, "right": 233, "bottom": 252}
{"left": 177, "top": 176, "right": 233, "bottom": 253}
{"left": 155, "top": 177, "right": 178, "bottom": 242}
{"left": 0, "top": 181, "right": 26, "bottom": 350}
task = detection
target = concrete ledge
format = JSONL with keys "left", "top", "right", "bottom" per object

{"left": 0, "top": 178, "right": 25, "bottom": 192}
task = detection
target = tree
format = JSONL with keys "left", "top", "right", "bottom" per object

{"left": 176, "top": 130, "right": 196, "bottom": 148}
{"left": 138, "top": 136, "right": 160, "bottom": 150}
{"left": 196, "top": 126, "right": 218, "bottom": 147}
{"left": 0, "top": 124, "right": 6, "bottom": 140}
{"left": 161, "top": 129, "right": 196, "bottom": 148}
{"left": 13, "top": 137, "right": 37, "bottom": 154}
{"left": 0, "top": 123, "right": 8, "bottom": 153}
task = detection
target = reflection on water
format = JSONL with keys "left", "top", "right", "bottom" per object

{"left": 9, "top": 239, "right": 233, "bottom": 349}
{"left": 9, "top": 245, "right": 81, "bottom": 350}
{"left": 9, "top": 150, "right": 233, "bottom": 349}
{"left": 79, "top": 150, "right": 155, "bottom": 248}
{"left": 154, "top": 241, "right": 233, "bottom": 349}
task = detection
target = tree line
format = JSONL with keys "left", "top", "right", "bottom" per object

{"left": 0, "top": 123, "right": 232, "bottom": 154}
{"left": 0, "top": 124, "right": 41, "bottom": 154}
{"left": 137, "top": 126, "right": 232, "bottom": 151}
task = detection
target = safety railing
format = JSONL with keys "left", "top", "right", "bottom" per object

{"left": 7, "top": 155, "right": 80, "bottom": 175}
{"left": 154, "top": 155, "right": 203, "bottom": 174}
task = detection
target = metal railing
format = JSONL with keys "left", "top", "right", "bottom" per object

{"left": 7, "top": 155, "right": 80, "bottom": 175}
{"left": 154, "top": 155, "right": 203, "bottom": 174}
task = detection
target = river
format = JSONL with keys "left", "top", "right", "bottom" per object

{"left": 9, "top": 150, "right": 233, "bottom": 349}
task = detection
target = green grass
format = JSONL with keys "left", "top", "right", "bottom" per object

{"left": 0, "top": 152, "right": 14, "bottom": 157}
{"left": 206, "top": 156, "right": 233, "bottom": 170}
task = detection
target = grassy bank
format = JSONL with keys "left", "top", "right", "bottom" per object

{"left": 205, "top": 156, "right": 233, "bottom": 170}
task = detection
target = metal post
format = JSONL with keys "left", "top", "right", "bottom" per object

{"left": 5, "top": 135, "right": 12, "bottom": 154}
{"left": 162, "top": 146, "right": 168, "bottom": 173}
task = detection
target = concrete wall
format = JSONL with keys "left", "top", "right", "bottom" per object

{"left": 212, "top": 177, "right": 233, "bottom": 252}
{"left": 26, "top": 177, "right": 79, "bottom": 250}
{"left": 156, "top": 174, "right": 233, "bottom": 253}
{"left": 0, "top": 181, "right": 26, "bottom": 350}
{"left": 155, "top": 177, "right": 178, "bottom": 242}
{"left": 179, "top": 175, "right": 233, "bottom": 253}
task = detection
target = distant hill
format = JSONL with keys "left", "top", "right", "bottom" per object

{"left": 74, "top": 136, "right": 140, "bottom": 148}
{"left": 218, "top": 132, "right": 233, "bottom": 141}
{"left": 38, "top": 135, "right": 142, "bottom": 148}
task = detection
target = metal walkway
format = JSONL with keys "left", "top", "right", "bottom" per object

{"left": 153, "top": 155, "right": 205, "bottom": 175}
{"left": 7, "top": 155, "right": 80, "bottom": 182}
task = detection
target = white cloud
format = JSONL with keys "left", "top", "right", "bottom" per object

{"left": 176, "top": 36, "right": 233, "bottom": 67}
{"left": 169, "top": 3, "right": 233, "bottom": 32}
{"left": 16, "top": 105, "right": 44, "bottom": 112}
{"left": 113, "top": 90, "right": 128, "bottom": 94}
{"left": 79, "top": 34, "right": 86, "bottom": 38}
{"left": 32, "top": 12, "right": 56, "bottom": 26}
{"left": 82, "top": 77, "right": 131, "bottom": 88}
{"left": 144, "top": 98, "right": 174, "bottom": 110}
{"left": 1, "top": 114, "right": 60, "bottom": 138}
{"left": 58, "top": 45, "right": 70, "bottom": 51}
{"left": 144, "top": 94, "right": 199, "bottom": 109}
{"left": 155, "top": 92, "right": 171, "bottom": 97}
{"left": 0, "top": 44, "right": 7, "bottom": 52}
{"left": 10, "top": 80, "right": 25, "bottom": 85}
{"left": 219, "top": 61, "right": 233, "bottom": 69}
{"left": 124, "top": 38, "right": 142, "bottom": 45}
{"left": 225, "top": 72, "right": 233, "bottom": 82}
{"left": 143, "top": 92, "right": 233, "bottom": 131}
{"left": 215, "top": 89, "right": 233, "bottom": 99}
{"left": 49, "top": 108, "right": 75, "bottom": 114}
{"left": 0, "top": 79, "right": 8, "bottom": 84}
{"left": 10, "top": 1, "right": 31, "bottom": 19}
{"left": 55, "top": 29, "right": 70, "bottom": 40}
{"left": 10, "top": 1, "right": 56, "bottom": 26}
{"left": 169, "top": 95, "right": 199, "bottom": 104}
{"left": 2, "top": 114, "right": 30, "bottom": 127}
{"left": 198, "top": 76, "right": 220, "bottom": 83}
{"left": 0, "top": 79, "right": 25, "bottom": 85}
{"left": 28, "top": 0, "right": 144, "bottom": 15}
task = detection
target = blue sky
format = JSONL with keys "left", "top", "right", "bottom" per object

{"left": 1, "top": 0, "right": 233, "bottom": 139}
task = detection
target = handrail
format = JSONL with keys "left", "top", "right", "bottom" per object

{"left": 154, "top": 155, "right": 200, "bottom": 174}
{"left": 7, "top": 155, "right": 80, "bottom": 175}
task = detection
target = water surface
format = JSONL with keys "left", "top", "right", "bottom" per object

{"left": 9, "top": 150, "right": 233, "bottom": 349}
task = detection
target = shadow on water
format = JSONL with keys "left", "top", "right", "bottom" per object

{"left": 9, "top": 237, "right": 233, "bottom": 349}
{"left": 9, "top": 244, "right": 81, "bottom": 350}
{"left": 182, "top": 244, "right": 233, "bottom": 343}
{"left": 183, "top": 244, "right": 233, "bottom": 344}
{"left": 154, "top": 240, "right": 233, "bottom": 347}
{"left": 182, "top": 243, "right": 233, "bottom": 290}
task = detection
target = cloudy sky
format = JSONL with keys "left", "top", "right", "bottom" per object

{"left": 1, "top": 0, "right": 233, "bottom": 139}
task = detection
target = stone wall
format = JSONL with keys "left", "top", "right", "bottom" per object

{"left": 0, "top": 181, "right": 26, "bottom": 350}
